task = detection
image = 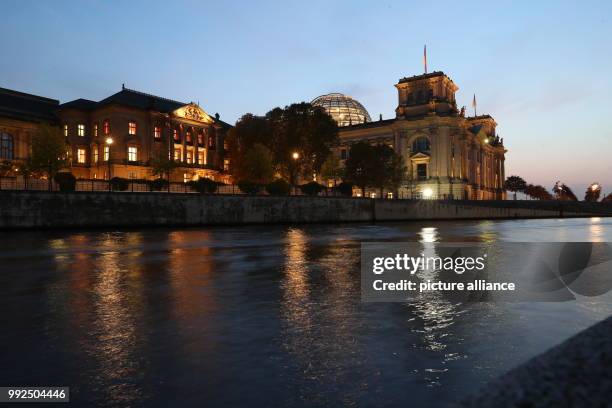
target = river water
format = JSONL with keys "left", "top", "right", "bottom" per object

{"left": 1, "top": 218, "right": 611, "bottom": 407}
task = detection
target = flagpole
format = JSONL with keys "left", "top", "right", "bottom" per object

{"left": 423, "top": 45, "right": 427, "bottom": 74}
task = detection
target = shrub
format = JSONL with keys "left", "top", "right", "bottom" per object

{"left": 188, "top": 178, "right": 218, "bottom": 194}
{"left": 238, "top": 180, "right": 262, "bottom": 195}
{"left": 54, "top": 172, "right": 76, "bottom": 192}
{"left": 110, "top": 177, "right": 129, "bottom": 191}
{"left": 299, "top": 181, "right": 324, "bottom": 196}
{"left": 150, "top": 178, "right": 169, "bottom": 191}
{"left": 266, "top": 179, "right": 291, "bottom": 196}
{"left": 334, "top": 181, "right": 353, "bottom": 197}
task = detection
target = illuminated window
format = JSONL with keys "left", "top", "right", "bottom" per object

{"left": 223, "top": 159, "right": 230, "bottom": 171}
{"left": 93, "top": 146, "right": 99, "bottom": 163}
{"left": 94, "top": 124, "right": 98, "bottom": 137}
{"left": 104, "top": 146, "right": 110, "bottom": 161}
{"left": 208, "top": 136, "right": 216, "bottom": 150}
{"left": 128, "top": 121, "right": 137, "bottom": 135}
{"left": 223, "top": 139, "right": 228, "bottom": 150}
{"left": 63, "top": 125, "right": 68, "bottom": 137}
{"left": 0, "top": 133, "right": 14, "bottom": 159}
{"left": 174, "top": 148, "right": 182, "bottom": 161}
{"left": 154, "top": 126, "right": 162, "bottom": 139}
{"left": 77, "top": 148, "right": 86, "bottom": 164}
{"left": 128, "top": 146, "right": 138, "bottom": 162}
{"left": 103, "top": 120, "right": 110, "bottom": 135}
{"left": 186, "top": 150, "right": 193, "bottom": 164}
{"left": 183, "top": 173, "right": 189, "bottom": 183}
{"left": 197, "top": 133, "right": 204, "bottom": 145}
{"left": 186, "top": 131, "right": 192, "bottom": 143}
{"left": 173, "top": 129, "right": 179, "bottom": 141}
{"left": 77, "top": 124, "right": 85, "bottom": 137}
{"left": 198, "top": 151, "right": 206, "bottom": 165}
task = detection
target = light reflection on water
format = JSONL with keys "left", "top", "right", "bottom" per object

{"left": 0, "top": 218, "right": 611, "bottom": 407}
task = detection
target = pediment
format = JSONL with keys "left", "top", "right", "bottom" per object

{"left": 173, "top": 103, "right": 214, "bottom": 124}
{"left": 410, "top": 152, "right": 431, "bottom": 160}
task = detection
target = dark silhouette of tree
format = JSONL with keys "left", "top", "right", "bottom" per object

{"left": 584, "top": 182, "right": 602, "bottom": 202}
{"left": 504, "top": 175, "right": 527, "bottom": 200}
{"left": 236, "top": 143, "right": 274, "bottom": 185}
{"left": 524, "top": 184, "right": 553, "bottom": 200}
{"left": 319, "top": 153, "right": 343, "bottom": 187}
{"left": 602, "top": 193, "right": 612, "bottom": 203}
{"left": 344, "top": 143, "right": 405, "bottom": 198}
{"left": 344, "top": 142, "right": 375, "bottom": 197}
{"left": 228, "top": 104, "right": 338, "bottom": 184}
{"left": 150, "top": 141, "right": 178, "bottom": 191}
{"left": 30, "top": 124, "right": 69, "bottom": 190}
{"left": 553, "top": 181, "right": 578, "bottom": 201}
{"left": 0, "top": 160, "right": 13, "bottom": 177}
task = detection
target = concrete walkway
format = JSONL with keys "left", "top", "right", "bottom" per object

{"left": 459, "top": 315, "right": 612, "bottom": 407}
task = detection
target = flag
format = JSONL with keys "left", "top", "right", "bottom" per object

{"left": 423, "top": 45, "right": 428, "bottom": 74}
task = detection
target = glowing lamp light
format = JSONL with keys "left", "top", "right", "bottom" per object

{"left": 292, "top": 152, "right": 299, "bottom": 160}
{"left": 422, "top": 188, "right": 433, "bottom": 199}
{"left": 105, "top": 137, "right": 114, "bottom": 145}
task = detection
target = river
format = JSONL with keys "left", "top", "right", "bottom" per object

{"left": 1, "top": 217, "right": 611, "bottom": 407}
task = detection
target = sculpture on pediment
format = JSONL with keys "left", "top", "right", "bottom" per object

{"left": 184, "top": 105, "right": 203, "bottom": 121}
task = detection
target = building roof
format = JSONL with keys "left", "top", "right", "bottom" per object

{"left": 397, "top": 71, "right": 450, "bottom": 84}
{"left": 60, "top": 98, "right": 98, "bottom": 111}
{"left": 338, "top": 117, "right": 396, "bottom": 131}
{"left": 98, "top": 87, "right": 185, "bottom": 113}
{"left": 62, "top": 86, "right": 232, "bottom": 128}
{"left": 0, "top": 87, "right": 59, "bottom": 123}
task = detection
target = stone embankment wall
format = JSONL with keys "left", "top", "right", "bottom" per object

{"left": 1, "top": 191, "right": 610, "bottom": 229}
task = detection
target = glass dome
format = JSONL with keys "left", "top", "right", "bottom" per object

{"left": 311, "top": 93, "right": 371, "bottom": 127}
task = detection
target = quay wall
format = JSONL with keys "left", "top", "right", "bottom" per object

{"left": 1, "top": 191, "right": 610, "bottom": 229}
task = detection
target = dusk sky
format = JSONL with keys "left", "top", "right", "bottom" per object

{"left": 2, "top": 0, "right": 611, "bottom": 194}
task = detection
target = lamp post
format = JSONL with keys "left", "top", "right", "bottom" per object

{"left": 291, "top": 151, "right": 299, "bottom": 195}
{"left": 106, "top": 137, "right": 113, "bottom": 191}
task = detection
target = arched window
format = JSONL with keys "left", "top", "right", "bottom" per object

{"left": 0, "top": 133, "right": 13, "bottom": 160}
{"left": 411, "top": 137, "right": 430, "bottom": 154}
{"left": 103, "top": 119, "right": 110, "bottom": 135}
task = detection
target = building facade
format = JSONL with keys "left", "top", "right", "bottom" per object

{"left": 317, "top": 71, "right": 507, "bottom": 200}
{"left": 0, "top": 87, "right": 59, "bottom": 167}
{"left": 0, "top": 86, "right": 231, "bottom": 183}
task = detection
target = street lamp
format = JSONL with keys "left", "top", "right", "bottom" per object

{"left": 106, "top": 137, "right": 114, "bottom": 191}
{"left": 290, "top": 151, "right": 300, "bottom": 195}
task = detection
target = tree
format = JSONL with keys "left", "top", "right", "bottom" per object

{"left": 237, "top": 143, "right": 275, "bottom": 184}
{"left": 379, "top": 145, "right": 406, "bottom": 197}
{"left": 228, "top": 103, "right": 338, "bottom": 185}
{"left": 16, "top": 157, "right": 37, "bottom": 189}
{"left": 602, "top": 193, "right": 612, "bottom": 203}
{"left": 504, "top": 175, "right": 527, "bottom": 200}
{"left": 584, "top": 183, "right": 601, "bottom": 202}
{"left": 525, "top": 184, "right": 553, "bottom": 200}
{"left": 0, "top": 160, "right": 13, "bottom": 177}
{"left": 552, "top": 181, "right": 578, "bottom": 201}
{"left": 266, "top": 103, "right": 338, "bottom": 180}
{"left": 150, "top": 145, "right": 178, "bottom": 191}
{"left": 319, "top": 153, "right": 343, "bottom": 187}
{"left": 30, "top": 124, "right": 69, "bottom": 190}
{"left": 344, "top": 142, "right": 376, "bottom": 197}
